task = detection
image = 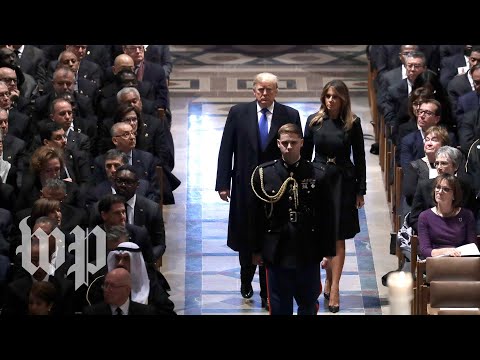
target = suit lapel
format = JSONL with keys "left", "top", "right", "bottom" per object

{"left": 247, "top": 101, "right": 259, "bottom": 154}
{"left": 134, "top": 198, "right": 146, "bottom": 225}
{"left": 266, "top": 102, "right": 282, "bottom": 146}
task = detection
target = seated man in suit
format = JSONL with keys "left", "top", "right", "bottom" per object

{"left": 92, "top": 122, "right": 160, "bottom": 200}
{"left": 456, "top": 64, "right": 480, "bottom": 126}
{"left": 0, "top": 109, "right": 26, "bottom": 190}
{"left": 112, "top": 165, "right": 165, "bottom": 261}
{"left": 83, "top": 267, "right": 157, "bottom": 315}
{"left": 86, "top": 149, "right": 151, "bottom": 208}
{"left": 400, "top": 99, "right": 442, "bottom": 168}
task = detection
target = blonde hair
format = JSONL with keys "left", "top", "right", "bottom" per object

{"left": 309, "top": 80, "right": 357, "bottom": 131}
{"left": 253, "top": 72, "right": 278, "bottom": 89}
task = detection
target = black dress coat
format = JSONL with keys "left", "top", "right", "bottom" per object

{"left": 303, "top": 115, "right": 366, "bottom": 240}
{"left": 215, "top": 100, "right": 301, "bottom": 252}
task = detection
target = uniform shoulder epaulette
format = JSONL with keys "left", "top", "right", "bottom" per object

{"left": 259, "top": 159, "right": 277, "bottom": 168}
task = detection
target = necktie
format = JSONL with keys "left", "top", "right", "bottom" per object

{"left": 116, "top": 307, "right": 123, "bottom": 315}
{"left": 259, "top": 108, "right": 269, "bottom": 151}
{"left": 125, "top": 203, "right": 131, "bottom": 224}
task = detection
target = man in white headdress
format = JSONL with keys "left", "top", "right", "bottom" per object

{"left": 107, "top": 241, "right": 149, "bottom": 305}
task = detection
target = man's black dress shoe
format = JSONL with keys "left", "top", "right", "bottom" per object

{"left": 240, "top": 283, "right": 253, "bottom": 299}
{"left": 261, "top": 298, "right": 269, "bottom": 311}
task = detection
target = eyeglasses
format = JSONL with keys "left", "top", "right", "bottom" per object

{"left": 434, "top": 161, "right": 450, "bottom": 167}
{"left": 102, "top": 282, "right": 128, "bottom": 290}
{"left": 418, "top": 109, "right": 436, "bottom": 117}
{"left": 0, "top": 91, "right": 10, "bottom": 97}
{"left": 400, "top": 51, "right": 413, "bottom": 56}
{"left": 0, "top": 77, "right": 17, "bottom": 83}
{"left": 406, "top": 64, "right": 424, "bottom": 70}
{"left": 115, "top": 177, "right": 137, "bottom": 186}
{"left": 435, "top": 185, "right": 452, "bottom": 193}
{"left": 114, "top": 131, "right": 137, "bottom": 139}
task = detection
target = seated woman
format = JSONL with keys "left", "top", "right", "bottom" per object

{"left": 402, "top": 126, "right": 449, "bottom": 213}
{"left": 15, "top": 146, "right": 82, "bottom": 212}
{"left": 418, "top": 173, "right": 477, "bottom": 259}
{"left": 28, "top": 281, "right": 57, "bottom": 315}
{"left": 30, "top": 198, "right": 62, "bottom": 228}
{"left": 409, "top": 145, "right": 476, "bottom": 233}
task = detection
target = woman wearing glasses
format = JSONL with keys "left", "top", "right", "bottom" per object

{"left": 409, "top": 146, "right": 477, "bottom": 234}
{"left": 417, "top": 173, "right": 477, "bottom": 259}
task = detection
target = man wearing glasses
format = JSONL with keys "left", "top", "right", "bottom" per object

{"left": 400, "top": 99, "right": 441, "bottom": 168}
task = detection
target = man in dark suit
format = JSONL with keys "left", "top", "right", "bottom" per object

{"left": 83, "top": 267, "right": 157, "bottom": 315}
{"left": 144, "top": 45, "right": 173, "bottom": 81}
{"left": 400, "top": 100, "right": 441, "bottom": 168}
{"left": 113, "top": 165, "right": 165, "bottom": 261}
{"left": 215, "top": 72, "right": 301, "bottom": 308}
{"left": 458, "top": 108, "right": 480, "bottom": 154}
{"left": 456, "top": 64, "right": 480, "bottom": 125}
{"left": 439, "top": 45, "right": 473, "bottom": 89}
{"left": 12, "top": 45, "right": 48, "bottom": 91}
{"left": 92, "top": 122, "right": 163, "bottom": 201}
{"left": 1, "top": 108, "right": 26, "bottom": 189}
{"left": 86, "top": 149, "right": 152, "bottom": 208}
{"left": 122, "top": 45, "right": 169, "bottom": 118}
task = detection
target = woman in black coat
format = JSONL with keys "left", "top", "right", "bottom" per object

{"left": 302, "top": 80, "right": 366, "bottom": 313}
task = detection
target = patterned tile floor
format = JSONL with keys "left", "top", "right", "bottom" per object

{"left": 161, "top": 45, "right": 395, "bottom": 315}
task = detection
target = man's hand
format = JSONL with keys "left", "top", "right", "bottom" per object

{"left": 252, "top": 253, "right": 263, "bottom": 266}
{"left": 218, "top": 190, "right": 230, "bottom": 202}
{"left": 356, "top": 194, "right": 365, "bottom": 209}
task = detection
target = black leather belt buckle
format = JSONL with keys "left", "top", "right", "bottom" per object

{"left": 289, "top": 211, "right": 297, "bottom": 222}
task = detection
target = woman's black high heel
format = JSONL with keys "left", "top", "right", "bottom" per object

{"left": 323, "top": 292, "right": 330, "bottom": 300}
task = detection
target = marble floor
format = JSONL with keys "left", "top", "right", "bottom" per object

{"left": 160, "top": 45, "right": 397, "bottom": 315}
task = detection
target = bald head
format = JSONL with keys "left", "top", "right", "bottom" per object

{"left": 113, "top": 54, "right": 135, "bottom": 75}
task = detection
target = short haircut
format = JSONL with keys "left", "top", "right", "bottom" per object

{"left": 115, "top": 164, "right": 139, "bottom": 180}
{"left": 49, "top": 97, "right": 72, "bottom": 116}
{"left": 253, "top": 72, "right": 278, "bottom": 89}
{"left": 420, "top": 98, "right": 442, "bottom": 116}
{"left": 277, "top": 123, "right": 303, "bottom": 138}
{"left": 39, "top": 121, "right": 63, "bottom": 143}
{"left": 43, "top": 178, "right": 67, "bottom": 193}
{"left": 106, "top": 225, "right": 130, "bottom": 246}
{"left": 29, "top": 281, "right": 57, "bottom": 306}
{"left": 432, "top": 173, "right": 463, "bottom": 208}
{"left": 105, "top": 149, "right": 128, "bottom": 164}
{"left": 98, "top": 194, "right": 126, "bottom": 214}
{"left": 435, "top": 146, "right": 463, "bottom": 171}
{"left": 117, "top": 87, "right": 140, "bottom": 102}
{"left": 424, "top": 126, "right": 449, "bottom": 146}
{"left": 110, "top": 122, "right": 130, "bottom": 137}
{"left": 31, "top": 198, "right": 61, "bottom": 225}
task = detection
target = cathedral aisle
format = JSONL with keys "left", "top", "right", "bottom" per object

{"left": 161, "top": 45, "right": 396, "bottom": 314}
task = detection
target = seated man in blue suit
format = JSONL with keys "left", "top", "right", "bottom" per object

{"left": 400, "top": 99, "right": 442, "bottom": 168}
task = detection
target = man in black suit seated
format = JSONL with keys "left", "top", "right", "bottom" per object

{"left": 0, "top": 110, "right": 26, "bottom": 190}
{"left": 0, "top": 80, "right": 31, "bottom": 144}
{"left": 86, "top": 149, "right": 151, "bottom": 208}
{"left": 92, "top": 122, "right": 161, "bottom": 201}
{"left": 83, "top": 267, "right": 157, "bottom": 315}
{"left": 86, "top": 238, "right": 175, "bottom": 315}
{"left": 32, "top": 67, "right": 96, "bottom": 132}
{"left": 122, "top": 45, "right": 170, "bottom": 125}
{"left": 112, "top": 165, "right": 165, "bottom": 261}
